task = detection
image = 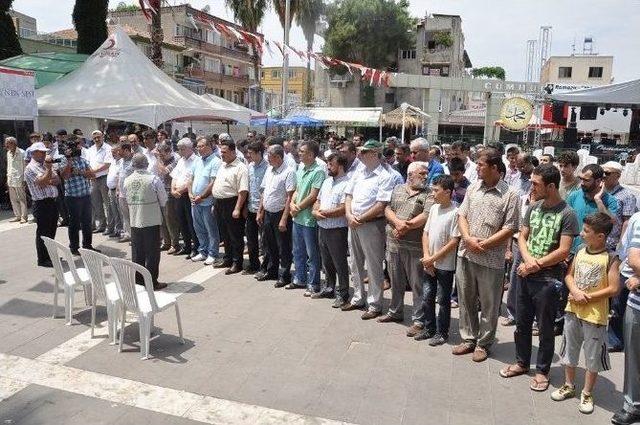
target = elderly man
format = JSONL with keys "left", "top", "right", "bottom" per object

{"left": 189, "top": 136, "right": 221, "bottom": 265}
{"left": 454, "top": 147, "right": 520, "bottom": 362}
{"left": 245, "top": 141, "right": 269, "bottom": 274}
{"left": 378, "top": 161, "right": 433, "bottom": 333}
{"left": 123, "top": 153, "right": 167, "bottom": 290}
{"left": 212, "top": 138, "right": 249, "bottom": 274}
{"left": 343, "top": 140, "right": 395, "bottom": 318}
{"left": 170, "top": 138, "right": 199, "bottom": 258}
{"left": 116, "top": 141, "right": 134, "bottom": 243}
{"left": 24, "top": 142, "right": 59, "bottom": 267}
{"left": 410, "top": 138, "right": 443, "bottom": 186}
{"left": 5, "top": 137, "right": 28, "bottom": 223}
{"left": 257, "top": 144, "right": 296, "bottom": 286}
{"left": 154, "top": 143, "right": 180, "bottom": 253}
{"left": 105, "top": 143, "right": 122, "bottom": 238}
{"left": 86, "top": 130, "right": 112, "bottom": 233}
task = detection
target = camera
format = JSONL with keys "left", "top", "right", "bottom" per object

{"left": 61, "top": 138, "right": 82, "bottom": 159}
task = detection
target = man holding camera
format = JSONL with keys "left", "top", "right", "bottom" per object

{"left": 59, "top": 135, "right": 99, "bottom": 255}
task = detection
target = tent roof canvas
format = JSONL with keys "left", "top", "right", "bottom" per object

{"left": 0, "top": 52, "right": 88, "bottom": 88}
{"left": 36, "top": 26, "right": 249, "bottom": 127}
{"left": 201, "top": 93, "right": 265, "bottom": 121}
{"left": 548, "top": 79, "right": 640, "bottom": 107}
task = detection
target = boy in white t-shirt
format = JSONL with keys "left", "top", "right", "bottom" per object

{"left": 419, "top": 174, "right": 461, "bottom": 346}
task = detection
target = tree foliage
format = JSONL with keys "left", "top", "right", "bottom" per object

{"left": 0, "top": 0, "right": 23, "bottom": 60}
{"left": 73, "top": 0, "right": 109, "bottom": 55}
{"left": 296, "top": 0, "right": 324, "bottom": 102}
{"left": 113, "top": 2, "right": 140, "bottom": 12}
{"left": 471, "top": 66, "right": 506, "bottom": 80}
{"left": 323, "top": 0, "right": 413, "bottom": 69}
{"left": 273, "top": 0, "right": 300, "bottom": 29}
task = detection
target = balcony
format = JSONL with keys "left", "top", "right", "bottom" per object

{"left": 182, "top": 65, "right": 250, "bottom": 86}
{"left": 173, "top": 35, "right": 254, "bottom": 62}
{"left": 422, "top": 47, "right": 452, "bottom": 65}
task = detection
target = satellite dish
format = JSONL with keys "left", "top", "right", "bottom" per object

{"left": 202, "top": 5, "right": 210, "bottom": 13}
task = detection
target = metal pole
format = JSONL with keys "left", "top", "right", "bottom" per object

{"left": 401, "top": 109, "right": 406, "bottom": 144}
{"left": 379, "top": 121, "right": 382, "bottom": 142}
{"left": 281, "top": 0, "right": 291, "bottom": 117}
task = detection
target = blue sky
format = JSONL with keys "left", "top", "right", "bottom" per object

{"left": 12, "top": 0, "right": 640, "bottom": 83}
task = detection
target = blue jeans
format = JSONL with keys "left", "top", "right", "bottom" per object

{"left": 422, "top": 269, "right": 454, "bottom": 337}
{"left": 292, "top": 222, "right": 320, "bottom": 291}
{"left": 608, "top": 274, "right": 629, "bottom": 349}
{"left": 191, "top": 203, "right": 219, "bottom": 258}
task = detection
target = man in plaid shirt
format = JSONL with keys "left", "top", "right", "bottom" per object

{"left": 60, "top": 135, "right": 99, "bottom": 255}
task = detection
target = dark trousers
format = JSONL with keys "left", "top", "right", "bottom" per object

{"left": 423, "top": 269, "right": 455, "bottom": 337}
{"left": 215, "top": 196, "right": 246, "bottom": 267}
{"left": 176, "top": 193, "right": 198, "bottom": 253}
{"left": 514, "top": 275, "right": 558, "bottom": 374}
{"left": 263, "top": 209, "right": 292, "bottom": 282}
{"left": 132, "top": 225, "right": 161, "bottom": 285}
{"left": 505, "top": 240, "right": 521, "bottom": 319}
{"left": 65, "top": 195, "right": 93, "bottom": 251}
{"left": 56, "top": 182, "right": 69, "bottom": 223}
{"left": 609, "top": 276, "right": 629, "bottom": 349}
{"left": 33, "top": 198, "right": 58, "bottom": 264}
{"left": 246, "top": 211, "right": 264, "bottom": 271}
{"left": 318, "top": 226, "right": 350, "bottom": 301}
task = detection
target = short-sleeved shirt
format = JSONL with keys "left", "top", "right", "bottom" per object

{"left": 559, "top": 178, "right": 580, "bottom": 200}
{"left": 117, "top": 158, "right": 134, "bottom": 197}
{"left": 293, "top": 161, "right": 325, "bottom": 227}
{"left": 248, "top": 159, "right": 268, "bottom": 213}
{"left": 566, "top": 188, "right": 620, "bottom": 253}
{"left": 424, "top": 203, "right": 460, "bottom": 271}
{"left": 170, "top": 153, "right": 197, "bottom": 189}
{"left": 566, "top": 246, "right": 616, "bottom": 325}
{"left": 385, "top": 184, "right": 434, "bottom": 253}
{"left": 505, "top": 167, "right": 521, "bottom": 188}
{"left": 191, "top": 153, "right": 221, "bottom": 206}
{"left": 24, "top": 159, "right": 58, "bottom": 200}
{"left": 512, "top": 174, "right": 532, "bottom": 197}
{"left": 212, "top": 157, "right": 249, "bottom": 199}
{"left": 619, "top": 212, "right": 640, "bottom": 312}
{"left": 458, "top": 179, "right": 520, "bottom": 269}
{"left": 607, "top": 184, "right": 638, "bottom": 251}
{"left": 85, "top": 143, "right": 112, "bottom": 178}
{"left": 157, "top": 154, "right": 178, "bottom": 191}
{"left": 7, "top": 148, "right": 25, "bottom": 187}
{"left": 346, "top": 164, "right": 395, "bottom": 217}
{"left": 522, "top": 200, "right": 579, "bottom": 279}
{"left": 261, "top": 162, "right": 296, "bottom": 213}
{"left": 317, "top": 174, "right": 349, "bottom": 229}
{"left": 60, "top": 156, "right": 91, "bottom": 197}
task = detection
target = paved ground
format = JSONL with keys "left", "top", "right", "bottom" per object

{"left": 0, "top": 211, "right": 627, "bottom": 425}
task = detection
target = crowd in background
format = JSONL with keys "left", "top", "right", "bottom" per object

{"left": 4, "top": 128, "right": 640, "bottom": 424}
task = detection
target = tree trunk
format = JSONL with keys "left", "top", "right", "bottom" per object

{"left": 73, "top": 0, "right": 108, "bottom": 55}
{"left": 0, "top": 0, "right": 23, "bottom": 60}
{"left": 150, "top": 2, "right": 163, "bottom": 68}
{"left": 304, "top": 39, "right": 312, "bottom": 104}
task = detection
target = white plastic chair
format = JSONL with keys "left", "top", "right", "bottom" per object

{"left": 41, "top": 237, "right": 92, "bottom": 325}
{"left": 108, "top": 257, "right": 184, "bottom": 360}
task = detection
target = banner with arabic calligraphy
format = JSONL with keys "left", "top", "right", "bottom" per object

{"left": 498, "top": 97, "right": 533, "bottom": 131}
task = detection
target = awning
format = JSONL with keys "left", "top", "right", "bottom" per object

{"left": 382, "top": 104, "right": 430, "bottom": 128}
{"left": 286, "top": 107, "right": 382, "bottom": 127}
{"left": 548, "top": 79, "right": 640, "bottom": 108}
{"left": 0, "top": 52, "right": 88, "bottom": 88}
{"left": 279, "top": 115, "right": 323, "bottom": 126}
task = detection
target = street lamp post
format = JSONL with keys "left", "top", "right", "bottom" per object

{"left": 281, "top": 0, "right": 291, "bottom": 118}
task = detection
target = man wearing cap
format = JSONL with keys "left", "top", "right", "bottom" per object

{"left": 4, "top": 136, "right": 28, "bottom": 223}
{"left": 86, "top": 130, "right": 113, "bottom": 234}
{"left": 24, "top": 142, "right": 60, "bottom": 267}
{"left": 343, "top": 139, "right": 395, "bottom": 318}
{"left": 603, "top": 160, "right": 638, "bottom": 353}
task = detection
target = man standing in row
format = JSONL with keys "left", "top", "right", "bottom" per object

{"left": 170, "top": 138, "right": 198, "bottom": 257}
{"left": 245, "top": 141, "right": 268, "bottom": 274}
{"left": 4, "top": 137, "right": 28, "bottom": 223}
{"left": 86, "top": 130, "right": 112, "bottom": 234}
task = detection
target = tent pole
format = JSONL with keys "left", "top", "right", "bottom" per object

{"left": 226, "top": 121, "right": 230, "bottom": 133}
{"left": 379, "top": 121, "right": 382, "bottom": 143}
{"left": 401, "top": 109, "right": 406, "bottom": 144}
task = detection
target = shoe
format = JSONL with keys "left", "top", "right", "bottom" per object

{"left": 406, "top": 323, "right": 425, "bottom": 337}
{"left": 472, "top": 346, "right": 489, "bottom": 362}
{"left": 103, "top": 229, "right": 113, "bottom": 236}
{"left": 254, "top": 271, "right": 266, "bottom": 280}
{"left": 450, "top": 300, "right": 458, "bottom": 308}
{"left": 160, "top": 244, "right": 171, "bottom": 251}
{"left": 284, "top": 283, "right": 304, "bottom": 290}
{"left": 414, "top": 329, "right": 436, "bottom": 341}
{"left": 310, "top": 291, "right": 332, "bottom": 299}
{"left": 242, "top": 268, "right": 259, "bottom": 275}
{"left": 118, "top": 235, "right": 131, "bottom": 243}
{"left": 303, "top": 289, "right": 315, "bottom": 297}
{"left": 452, "top": 342, "right": 476, "bottom": 355}
{"left": 341, "top": 303, "right": 365, "bottom": 311}
{"left": 38, "top": 260, "right": 53, "bottom": 268}
{"left": 579, "top": 391, "right": 594, "bottom": 414}
{"left": 361, "top": 310, "right": 381, "bottom": 320}
{"left": 108, "top": 232, "right": 120, "bottom": 239}
{"left": 204, "top": 256, "right": 217, "bottom": 266}
{"left": 191, "top": 253, "right": 205, "bottom": 262}
{"left": 332, "top": 299, "right": 348, "bottom": 309}
{"left": 58, "top": 220, "right": 69, "bottom": 227}
{"left": 611, "top": 409, "right": 640, "bottom": 425}
{"left": 70, "top": 249, "right": 80, "bottom": 256}
{"left": 174, "top": 247, "right": 189, "bottom": 256}
{"left": 377, "top": 314, "right": 403, "bottom": 323}
{"left": 551, "top": 384, "right": 576, "bottom": 401}
{"left": 9, "top": 217, "right": 21, "bottom": 222}
{"left": 274, "top": 280, "right": 288, "bottom": 288}
{"left": 186, "top": 251, "right": 198, "bottom": 260}
{"left": 501, "top": 317, "right": 516, "bottom": 326}
{"left": 429, "top": 334, "right": 447, "bottom": 346}
{"left": 20, "top": 218, "right": 28, "bottom": 224}
{"left": 213, "top": 259, "right": 232, "bottom": 268}
{"left": 166, "top": 247, "right": 177, "bottom": 255}
{"left": 153, "top": 282, "right": 168, "bottom": 290}
{"left": 257, "top": 273, "right": 277, "bottom": 282}
{"left": 93, "top": 227, "right": 105, "bottom": 233}
{"left": 84, "top": 246, "right": 101, "bottom": 253}
{"left": 225, "top": 265, "right": 242, "bottom": 275}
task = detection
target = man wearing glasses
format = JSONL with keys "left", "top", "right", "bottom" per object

{"left": 86, "top": 130, "right": 113, "bottom": 234}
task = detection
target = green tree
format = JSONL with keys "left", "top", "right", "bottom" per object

{"left": 113, "top": 2, "right": 140, "bottom": 12}
{"left": 73, "top": 0, "right": 109, "bottom": 55}
{"left": 296, "top": 0, "right": 324, "bottom": 103}
{"left": 148, "top": 0, "right": 163, "bottom": 69}
{"left": 273, "top": 0, "right": 300, "bottom": 29}
{"left": 471, "top": 66, "right": 506, "bottom": 80}
{"left": 0, "top": 0, "right": 23, "bottom": 60}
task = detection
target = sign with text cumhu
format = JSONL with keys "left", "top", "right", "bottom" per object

{"left": 0, "top": 66, "right": 37, "bottom": 120}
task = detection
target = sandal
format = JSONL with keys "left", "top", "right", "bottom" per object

{"left": 530, "top": 375, "right": 550, "bottom": 392}
{"left": 499, "top": 364, "right": 529, "bottom": 378}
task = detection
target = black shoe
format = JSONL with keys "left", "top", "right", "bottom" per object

{"left": 274, "top": 280, "right": 288, "bottom": 288}
{"left": 428, "top": 334, "right": 447, "bottom": 346}
{"left": 254, "top": 271, "right": 267, "bottom": 280}
{"left": 84, "top": 246, "right": 101, "bottom": 253}
{"left": 257, "top": 273, "right": 277, "bottom": 282}
{"left": 70, "top": 249, "right": 80, "bottom": 256}
{"left": 213, "top": 259, "right": 233, "bottom": 268}
{"left": 242, "top": 268, "right": 259, "bottom": 275}
{"left": 225, "top": 265, "right": 242, "bottom": 275}
{"left": 153, "top": 282, "right": 168, "bottom": 290}
{"left": 414, "top": 329, "right": 436, "bottom": 341}
{"left": 175, "top": 247, "right": 190, "bottom": 256}
{"left": 612, "top": 409, "right": 640, "bottom": 425}
{"left": 93, "top": 227, "right": 106, "bottom": 234}
{"left": 38, "top": 260, "right": 53, "bottom": 268}
{"left": 311, "top": 290, "right": 334, "bottom": 299}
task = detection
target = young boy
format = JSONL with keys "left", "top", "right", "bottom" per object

{"left": 552, "top": 212, "right": 621, "bottom": 414}
{"left": 419, "top": 175, "right": 460, "bottom": 346}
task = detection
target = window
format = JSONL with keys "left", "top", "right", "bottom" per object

{"left": 249, "top": 67, "right": 256, "bottom": 81}
{"left": 271, "top": 70, "right": 279, "bottom": 79}
{"left": 385, "top": 92, "right": 395, "bottom": 104}
{"left": 204, "top": 57, "right": 220, "bottom": 73}
{"left": 558, "top": 66, "right": 572, "bottom": 78}
{"left": 401, "top": 50, "right": 416, "bottom": 59}
{"left": 288, "top": 70, "right": 295, "bottom": 79}
{"left": 588, "top": 66, "right": 603, "bottom": 78}
{"left": 427, "top": 40, "right": 436, "bottom": 50}
{"left": 260, "top": 71, "right": 265, "bottom": 79}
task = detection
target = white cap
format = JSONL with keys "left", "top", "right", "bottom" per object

{"left": 602, "top": 161, "right": 623, "bottom": 172}
{"left": 30, "top": 142, "right": 49, "bottom": 152}
{"left": 91, "top": 130, "right": 103, "bottom": 136}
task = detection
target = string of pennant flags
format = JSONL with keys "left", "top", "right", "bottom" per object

{"left": 137, "top": 0, "right": 394, "bottom": 88}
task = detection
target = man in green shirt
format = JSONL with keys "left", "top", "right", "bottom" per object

{"left": 288, "top": 140, "right": 326, "bottom": 295}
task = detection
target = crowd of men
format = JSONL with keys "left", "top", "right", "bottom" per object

{"left": 5, "top": 128, "right": 640, "bottom": 424}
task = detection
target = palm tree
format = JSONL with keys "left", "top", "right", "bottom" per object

{"left": 73, "top": 0, "right": 109, "bottom": 55}
{"left": 296, "top": 0, "right": 323, "bottom": 103}
{"left": 0, "top": 0, "right": 23, "bottom": 60}
{"left": 272, "top": 0, "right": 299, "bottom": 29}
{"left": 148, "top": 0, "right": 163, "bottom": 69}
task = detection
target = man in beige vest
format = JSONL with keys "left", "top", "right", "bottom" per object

{"left": 123, "top": 153, "right": 168, "bottom": 289}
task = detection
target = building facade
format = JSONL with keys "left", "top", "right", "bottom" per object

{"left": 109, "top": 4, "right": 259, "bottom": 106}
{"left": 260, "top": 66, "right": 311, "bottom": 107}
{"left": 541, "top": 55, "right": 614, "bottom": 87}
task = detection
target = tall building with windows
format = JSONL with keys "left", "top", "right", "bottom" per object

{"left": 260, "top": 66, "right": 313, "bottom": 107}
{"left": 109, "top": 4, "right": 260, "bottom": 106}
{"left": 540, "top": 55, "right": 614, "bottom": 86}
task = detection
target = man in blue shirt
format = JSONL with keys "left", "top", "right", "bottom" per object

{"left": 188, "top": 136, "right": 221, "bottom": 265}
{"left": 245, "top": 141, "right": 268, "bottom": 274}
{"left": 409, "top": 138, "right": 443, "bottom": 186}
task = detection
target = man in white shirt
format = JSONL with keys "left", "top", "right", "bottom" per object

{"left": 86, "top": 130, "right": 112, "bottom": 233}
{"left": 4, "top": 137, "right": 28, "bottom": 223}
{"left": 105, "top": 143, "right": 122, "bottom": 238}
{"left": 170, "top": 138, "right": 199, "bottom": 258}
{"left": 451, "top": 140, "right": 477, "bottom": 183}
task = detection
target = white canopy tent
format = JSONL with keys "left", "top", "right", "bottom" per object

{"left": 201, "top": 94, "right": 264, "bottom": 122}
{"left": 36, "top": 26, "right": 248, "bottom": 128}
{"left": 548, "top": 79, "right": 640, "bottom": 107}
